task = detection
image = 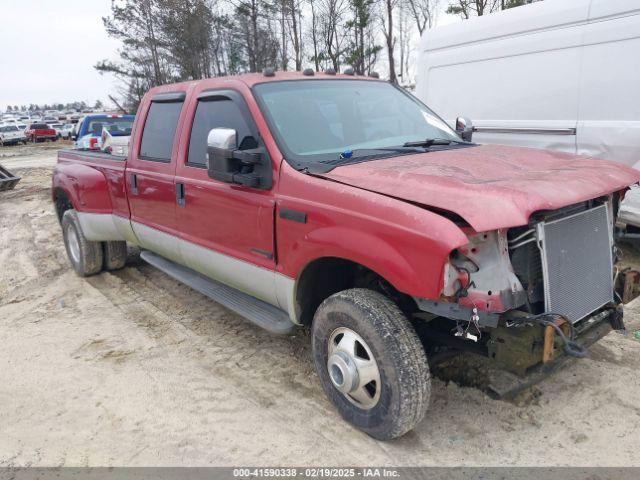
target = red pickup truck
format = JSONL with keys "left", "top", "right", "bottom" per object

{"left": 52, "top": 71, "right": 639, "bottom": 440}
{"left": 25, "top": 123, "right": 58, "bottom": 142}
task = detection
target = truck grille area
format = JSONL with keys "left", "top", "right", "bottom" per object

{"left": 535, "top": 204, "right": 614, "bottom": 323}
{"left": 509, "top": 240, "right": 544, "bottom": 307}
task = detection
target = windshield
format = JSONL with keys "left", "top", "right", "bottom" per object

{"left": 253, "top": 79, "right": 460, "bottom": 165}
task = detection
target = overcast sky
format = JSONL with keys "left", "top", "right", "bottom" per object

{"left": 0, "top": 0, "right": 459, "bottom": 112}
{"left": 0, "top": 0, "right": 120, "bottom": 110}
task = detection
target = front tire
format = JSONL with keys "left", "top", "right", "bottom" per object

{"left": 311, "top": 288, "right": 430, "bottom": 440}
{"left": 61, "top": 210, "right": 103, "bottom": 276}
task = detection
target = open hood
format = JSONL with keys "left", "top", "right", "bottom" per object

{"left": 319, "top": 144, "right": 640, "bottom": 231}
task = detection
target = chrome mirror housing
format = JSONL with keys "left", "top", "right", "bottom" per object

{"left": 455, "top": 116, "right": 474, "bottom": 142}
{"left": 207, "top": 127, "right": 237, "bottom": 150}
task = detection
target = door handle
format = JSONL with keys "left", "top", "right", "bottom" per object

{"left": 130, "top": 173, "right": 138, "bottom": 195}
{"left": 176, "top": 182, "right": 185, "bottom": 207}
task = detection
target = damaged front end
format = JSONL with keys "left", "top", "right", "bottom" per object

{"left": 414, "top": 197, "right": 632, "bottom": 383}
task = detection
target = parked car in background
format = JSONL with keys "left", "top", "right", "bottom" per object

{"left": 72, "top": 118, "right": 84, "bottom": 137}
{"left": 415, "top": 0, "right": 640, "bottom": 225}
{"left": 0, "top": 124, "right": 27, "bottom": 145}
{"left": 101, "top": 125, "right": 130, "bottom": 155}
{"left": 59, "top": 124, "right": 75, "bottom": 140}
{"left": 25, "top": 123, "right": 57, "bottom": 142}
{"left": 49, "top": 123, "right": 65, "bottom": 138}
{"left": 16, "top": 123, "right": 27, "bottom": 131}
{"left": 52, "top": 72, "right": 639, "bottom": 440}
{"left": 43, "top": 116, "right": 58, "bottom": 125}
{"left": 74, "top": 114, "right": 134, "bottom": 150}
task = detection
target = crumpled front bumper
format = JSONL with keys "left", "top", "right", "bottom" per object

{"left": 485, "top": 305, "right": 622, "bottom": 399}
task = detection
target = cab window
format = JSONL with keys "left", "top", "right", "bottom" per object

{"left": 187, "top": 98, "right": 255, "bottom": 167}
{"left": 139, "top": 101, "right": 184, "bottom": 161}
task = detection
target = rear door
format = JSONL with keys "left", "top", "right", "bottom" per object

{"left": 126, "top": 91, "right": 186, "bottom": 264}
{"left": 174, "top": 88, "right": 278, "bottom": 306}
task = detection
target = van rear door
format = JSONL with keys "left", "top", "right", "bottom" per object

{"left": 576, "top": 0, "right": 640, "bottom": 167}
{"left": 416, "top": 0, "right": 589, "bottom": 154}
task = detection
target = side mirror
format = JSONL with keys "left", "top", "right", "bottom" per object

{"left": 206, "top": 127, "right": 271, "bottom": 189}
{"left": 455, "top": 116, "right": 474, "bottom": 142}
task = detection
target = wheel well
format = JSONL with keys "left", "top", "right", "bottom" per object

{"left": 53, "top": 188, "right": 73, "bottom": 222}
{"left": 295, "top": 257, "right": 418, "bottom": 326}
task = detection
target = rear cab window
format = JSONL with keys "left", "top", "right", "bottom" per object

{"left": 139, "top": 95, "right": 185, "bottom": 162}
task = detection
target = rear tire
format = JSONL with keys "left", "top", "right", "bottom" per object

{"left": 61, "top": 210, "right": 103, "bottom": 277}
{"left": 103, "top": 241, "right": 127, "bottom": 270}
{"left": 311, "top": 288, "right": 431, "bottom": 440}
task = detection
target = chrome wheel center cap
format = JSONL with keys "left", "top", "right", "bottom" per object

{"left": 327, "top": 327, "right": 381, "bottom": 410}
{"left": 327, "top": 351, "right": 359, "bottom": 394}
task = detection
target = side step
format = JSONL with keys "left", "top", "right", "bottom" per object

{"left": 140, "top": 250, "right": 294, "bottom": 334}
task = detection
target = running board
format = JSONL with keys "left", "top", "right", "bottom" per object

{"left": 140, "top": 250, "right": 294, "bottom": 335}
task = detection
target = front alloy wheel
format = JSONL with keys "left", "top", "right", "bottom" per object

{"left": 312, "top": 288, "right": 431, "bottom": 440}
{"left": 327, "top": 327, "right": 381, "bottom": 409}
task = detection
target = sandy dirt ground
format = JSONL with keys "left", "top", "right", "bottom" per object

{"left": 1, "top": 144, "right": 640, "bottom": 467}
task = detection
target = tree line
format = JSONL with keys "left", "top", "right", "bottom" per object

{"left": 96, "top": 0, "right": 539, "bottom": 111}
{"left": 4, "top": 101, "right": 104, "bottom": 114}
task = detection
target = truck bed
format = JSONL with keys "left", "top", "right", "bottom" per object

{"left": 57, "top": 148, "right": 126, "bottom": 163}
{"left": 55, "top": 148, "right": 130, "bottom": 217}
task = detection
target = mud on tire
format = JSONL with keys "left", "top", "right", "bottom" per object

{"left": 61, "top": 210, "right": 103, "bottom": 277}
{"left": 311, "top": 288, "right": 431, "bottom": 440}
{"left": 103, "top": 241, "right": 127, "bottom": 271}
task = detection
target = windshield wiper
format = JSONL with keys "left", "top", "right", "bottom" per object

{"left": 321, "top": 147, "right": 423, "bottom": 165}
{"left": 320, "top": 139, "right": 469, "bottom": 167}
{"left": 403, "top": 138, "right": 458, "bottom": 148}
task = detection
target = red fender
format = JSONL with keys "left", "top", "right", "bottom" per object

{"left": 277, "top": 162, "right": 469, "bottom": 299}
{"left": 52, "top": 162, "right": 114, "bottom": 214}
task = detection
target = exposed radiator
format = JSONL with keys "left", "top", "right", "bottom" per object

{"left": 536, "top": 204, "right": 614, "bottom": 323}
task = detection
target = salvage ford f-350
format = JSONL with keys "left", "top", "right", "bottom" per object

{"left": 52, "top": 71, "right": 639, "bottom": 440}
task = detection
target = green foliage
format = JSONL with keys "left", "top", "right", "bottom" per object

{"left": 447, "top": 0, "right": 541, "bottom": 18}
{"left": 503, "top": 0, "right": 528, "bottom": 9}
{"left": 343, "top": 0, "right": 380, "bottom": 75}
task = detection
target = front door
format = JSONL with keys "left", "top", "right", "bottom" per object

{"left": 174, "top": 89, "right": 278, "bottom": 306}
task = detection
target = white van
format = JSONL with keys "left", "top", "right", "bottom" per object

{"left": 415, "top": 0, "right": 640, "bottom": 168}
